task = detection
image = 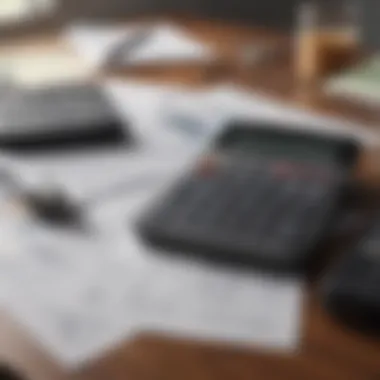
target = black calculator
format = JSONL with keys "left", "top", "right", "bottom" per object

{"left": 137, "top": 121, "right": 360, "bottom": 273}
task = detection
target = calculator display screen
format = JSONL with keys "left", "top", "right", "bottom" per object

{"left": 217, "top": 126, "right": 353, "bottom": 165}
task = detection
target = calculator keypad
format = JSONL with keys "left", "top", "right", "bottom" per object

{"left": 141, "top": 156, "right": 340, "bottom": 271}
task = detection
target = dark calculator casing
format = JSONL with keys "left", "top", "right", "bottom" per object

{"left": 137, "top": 121, "right": 360, "bottom": 273}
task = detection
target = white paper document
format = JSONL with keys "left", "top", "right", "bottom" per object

{"left": 2, "top": 80, "right": 373, "bottom": 367}
{"left": 121, "top": 24, "right": 215, "bottom": 65}
{"left": 64, "top": 23, "right": 215, "bottom": 69}
{"left": 202, "top": 85, "right": 378, "bottom": 145}
{"left": 0, "top": 209, "right": 302, "bottom": 367}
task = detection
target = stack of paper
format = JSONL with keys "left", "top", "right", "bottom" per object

{"left": 0, "top": 217, "right": 302, "bottom": 366}
{"left": 1, "top": 80, "right": 374, "bottom": 368}
{"left": 0, "top": 149, "right": 303, "bottom": 367}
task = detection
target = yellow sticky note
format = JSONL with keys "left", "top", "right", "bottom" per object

{"left": 0, "top": 0, "right": 33, "bottom": 22}
{"left": 0, "top": 50, "right": 93, "bottom": 87}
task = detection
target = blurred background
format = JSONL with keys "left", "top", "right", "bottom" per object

{"left": 0, "top": 0, "right": 376, "bottom": 44}
{"left": 0, "top": 1, "right": 379, "bottom": 380}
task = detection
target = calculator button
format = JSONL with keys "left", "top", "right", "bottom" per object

{"left": 190, "top": 181, "right": 235, "bottom": 227}
{"left": 215, "top": 178, "right": 261, "bottom": 227}
{"left": 271, "top": 161, "right": 296, "bottom": 179}
{"left": 258, "top": 181, "right": 301, "bottom": 230}
{"left": 183, "top": 179, "right": 223, "bottom": 223}
{"left": 208, "top": 174, "right": 264, "bottom": 226}
{"left": 156, "top": 178, "right": 215, "bottom": 230}
{"left": 149, "top": 179, "right": 199, "bottom": 225}
{"left": 306, "top": 184, "right": 329, "bottom": 202}
{"left": 193, "top": 171, "right": 247, "bottom": 224}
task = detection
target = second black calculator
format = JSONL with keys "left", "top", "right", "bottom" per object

{"left": 137, "top": 121, "right": 360, "bottom": 273}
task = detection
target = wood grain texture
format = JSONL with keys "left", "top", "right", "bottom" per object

{"left": 0, "top": 18, "right": 380, "bottom": 380}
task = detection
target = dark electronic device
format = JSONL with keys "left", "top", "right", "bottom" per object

{"left": 323, "top": 215, "right": 380, "bottom": 333}
{"left": 138, "top": 121, "right": 360, "bottom": 273}
{"left": 0, "top": 84, "right": 130, "bottom": 152}
{"left": 0, "top": 366, "right": 27, "bottom": 380}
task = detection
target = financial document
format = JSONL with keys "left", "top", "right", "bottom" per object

{"left": 1, "top": 80, "right": 373, "bottom": 367}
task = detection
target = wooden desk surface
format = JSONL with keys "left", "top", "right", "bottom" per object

{"left": 0, "top": 18, "right": 380, "bottom": 380}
